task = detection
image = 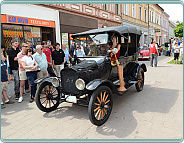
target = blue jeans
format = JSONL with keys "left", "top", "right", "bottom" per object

{"left": 12, "top": 70, "right": 20, "bottom": 94}
{"left": 26, "top": 71, "right": 37, "bottom": 99}
{"left": 150, "top": 54, "right": 158, "bottom": 67}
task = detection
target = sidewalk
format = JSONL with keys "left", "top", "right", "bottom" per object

{"left": 1, "top": 56, "right": 183, "bottom": 140}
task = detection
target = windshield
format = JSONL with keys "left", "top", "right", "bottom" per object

{"left": 75, "top": 34, "right": 108, "bottom": 57}
{"left": 140, "top": 46, "right": 148, "bottom": 50}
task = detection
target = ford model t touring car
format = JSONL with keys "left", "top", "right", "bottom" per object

{"left": 35, "top": 26, "right": 147, "bottom": 126}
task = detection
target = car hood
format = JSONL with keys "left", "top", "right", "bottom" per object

{"left": 140, "top": 50, "right": 149, "bottom": 53}
{"left": 71, "top": 60, "right": 97, "bottom": 71}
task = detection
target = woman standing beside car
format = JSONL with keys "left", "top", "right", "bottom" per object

{"left": 22, "top": 48, "right": 38, "bottom": 103}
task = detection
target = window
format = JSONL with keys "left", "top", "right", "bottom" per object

{"left": 155, "top": 14, "right": 157, "bottom": 24}
{"left": 160, "top": 17, "right": 161, "bottom": 25}
{"left": 124, "top": 4, "right": 128, "bottom": 15}
{"left": 102, "top": 4, "right": 108, "bottom": 11}
{"left": 152, "top": 12, "right": 153, "bottom": 22}
{"left": 115, "top": 4, "right": 119, "bottom": 14}
{"left": 149, "top": 11, "right": 151, "bottom": 22}
{"left": 132, "top": 4, "right": 136, "bottom": 18}
{"left": 139, "top": 6, "right": 142, "bottom": 20}
{"left": 144, "top": 9, "right": 147, "bottom": 22}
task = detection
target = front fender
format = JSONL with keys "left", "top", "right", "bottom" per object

{"left": 135, "top": 63, "right": 147, "bottom": 79}
{"left": 34, "top": 77, "right": 54, "bottom": 84}
{"left": 86, "top": 79, "right": 115, "bottom": 91}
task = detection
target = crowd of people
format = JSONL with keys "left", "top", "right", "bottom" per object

{"left": 149, "top": 37, "right": 183, "bottom": 68}
{"left": 166, "top": 37, "right": 183, "bottom": 64}
{"left": 1, "top": 39, "right": 72, "bottom": 109}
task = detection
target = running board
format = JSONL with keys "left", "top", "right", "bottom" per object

{"left": 113, "top": 80, "right": 120, "bottom": 85}
{"left": 128, "top": 80, "right": 138, "bottom": 84}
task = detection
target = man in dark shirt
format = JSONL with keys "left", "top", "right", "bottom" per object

{"left": 52, "top": 43, "right": 65, "bottom": 77}
{"left": 7, "top": 39, "right": 20, "bottom": 99}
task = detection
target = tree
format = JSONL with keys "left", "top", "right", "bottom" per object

{"left": 174, "top": 22, "right": 183, "bottom": 37}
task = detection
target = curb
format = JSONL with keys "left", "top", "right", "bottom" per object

{"left": 166, "top": 58, "right": 174, "bottom": 63}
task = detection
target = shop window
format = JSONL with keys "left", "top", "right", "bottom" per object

{"left": 2, "top": 24, "right": 24, "bottom": 49}
{"left": 24, "top": 26, "right": 41, "bottom": 47}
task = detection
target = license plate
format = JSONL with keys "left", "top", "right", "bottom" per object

{"left": 65, "top": 95, "right": 77, "bottom": 103}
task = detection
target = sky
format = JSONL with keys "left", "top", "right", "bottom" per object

{"left": 159, "top": 4, "right": 183, "bottom": 22}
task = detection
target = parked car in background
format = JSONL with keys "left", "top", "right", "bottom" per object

{"left": 138, "top": 45, "right": 150, "bottom": 60}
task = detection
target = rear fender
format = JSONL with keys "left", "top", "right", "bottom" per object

{"left": 86, "top": 79, "right": 115, "bottom": 92}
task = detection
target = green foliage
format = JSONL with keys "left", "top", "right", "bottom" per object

{"left": 167, "top": 59, "right": 183, "bottom": 64}
{"left": 174, "top": 22, "right": 183, "bottom": 37}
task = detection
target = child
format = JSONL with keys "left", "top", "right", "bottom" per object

{"left": 1, "top": 55, "right": 14, "bottom": 109}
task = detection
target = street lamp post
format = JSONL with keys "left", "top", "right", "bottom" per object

{"left": 148, "top": 4, "right": 150, "bottom": 46}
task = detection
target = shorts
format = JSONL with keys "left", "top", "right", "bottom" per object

{"left": 1, "top": 81, "right": 8, "bottom": 91}
{"left": 19, "top": 71, "right": 27, "bottom": 80}
{"left": 174, "top": 53, "right": 179, "bottom": 60}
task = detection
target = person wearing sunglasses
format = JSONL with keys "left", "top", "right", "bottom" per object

{"left": 17, "top": 43, "right": 29, "bottom": 103}
{"left": 32, "top": 45, "right": 48, "bottom": 79}
{"left": 22, "top": 48, "right": 38, "bottom": 103}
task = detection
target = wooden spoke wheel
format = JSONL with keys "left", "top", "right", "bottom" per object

{"left": 35, "top": 82, "right": 60, "bottom": 112}
{"left": 135, "top": 68, "right": 144, "bottom": 92}
{"left": 88, "top": 86, "right": 113, "bottom": 126}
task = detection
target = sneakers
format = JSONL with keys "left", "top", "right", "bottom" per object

{"left": 5, "top": 100, "right": 14, "bottom": 104}
{"left": 1, "top": 104, "right": 5, "bottom": 109}
{"left": 8, "top": 96, "right": 11, "bottom": 99}
{"left": 18, "top": 96, "right": 23, "bottom": 103}
{"left": 15, "top": 93, "right": 19, "bottom": 100}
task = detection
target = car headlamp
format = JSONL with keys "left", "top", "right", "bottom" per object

{"left": 75, "top": 78, "right": 85, "bottom": 90}
{"left": 52, "top": 77, "right": 60, "bottom": 87}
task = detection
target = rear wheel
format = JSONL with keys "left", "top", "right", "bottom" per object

{"left": 88, "top": 86, "right": 113, "bottom": 126}
{"left": 35, "top": 82, "right": 60, "bottom": 112}
{"left": 135, "top": 68, "right": 144, "bottom": 91}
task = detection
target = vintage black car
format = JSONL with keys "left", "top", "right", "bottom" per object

{"left": 35, "top": 26, "right": 147, "bottom": 126}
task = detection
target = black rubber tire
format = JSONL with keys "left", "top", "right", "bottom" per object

{"left": 88, "top": 86, "right": 113, "bottom": 126}
{"left": 135, "top": 68, "right": 144, "bottom": 92}
{"left": 35, "top": 82, "right": 60, "bottom": 112}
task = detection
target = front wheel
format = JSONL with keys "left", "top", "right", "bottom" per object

{"left": 88, "top": 86, "right": 113, "bottom": 126}
{"left": 35, "top": 82, "right": 60, "bottom": 112}
{"left": 135, "top": 68, "right": 144, "bottom": 92}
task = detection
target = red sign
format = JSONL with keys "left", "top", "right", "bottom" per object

{"left": 1, "top": 14, "right": 55, "bottom": 28}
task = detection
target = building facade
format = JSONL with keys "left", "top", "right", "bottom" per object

{"left": 122, "top": 4, "right": 149, "bottom": 45}
{"left": 148, "top": 4, "right": 163, "bottom": 45}
{"left": 39, "top": 4, "right": 123, "bottom": 48}
{"left": 169, "top": 20, "right": 176, "bottom": 38}
{"left": 161, "top": 11, "right": 170, "bottom": 44}
{"left": 1, "top": 4, "right": 60, "bottom": 49}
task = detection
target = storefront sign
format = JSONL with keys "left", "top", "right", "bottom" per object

{"left": 3, "top": 30, "right": 23, "bottom": 38}
{"left": 1, "top": 15, "right": 55, "bottom": 28}
{"left": 155, "top": 29, "right": 160, "bottom": 33}
{"left": 62, "top": 33, "right": 69, "bottom": 49}
{"left": 150, "top": 29, "right": 155, "bottom": 33}
{"left": 69, "top": 34, "right": 89, "bottom": 41}
{"left": 3, "top": 30, "right": 39, "bottom": 38}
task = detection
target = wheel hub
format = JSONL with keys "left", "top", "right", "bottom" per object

{"left": 47, "top": 93, "right": 52, "bottom": 100}
{"left": 100, "top": 102, "right": 105, "bottom": 109}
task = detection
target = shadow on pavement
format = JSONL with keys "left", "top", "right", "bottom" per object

{"left": 95, "top": 85, "right": 179, "bottom": 138}
{"left": 41, "top": 84, "right": 179, "bottom": 138}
